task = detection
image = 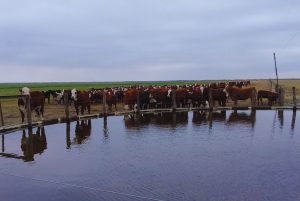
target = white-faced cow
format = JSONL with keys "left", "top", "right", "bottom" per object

{"left": 18, "top": 87, "right": 45, "bottom": 123}
{"left": 71, "top": 88, "right": 91, "bottom": 115}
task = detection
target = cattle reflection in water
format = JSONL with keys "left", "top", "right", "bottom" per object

{"left": 192, "top": 111, "right": 226, "bottom": 127}
{"left": 21, "top": 126, "right": 47, "bottom": 162}
{"left": 227, "top": 110, "right": 256, "bottom": 127}
{"left": 124, "top": 112, "right": 188, "bottom": 129}
{"left": 73, "top": 120, "right": 92, "bottom": 145}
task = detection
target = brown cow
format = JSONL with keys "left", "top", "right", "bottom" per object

{"left": 225, "top": 86, "right": 257, "bottom": 106}
{"left": 105, "top": 90, "right": 117, "bottom": 111}
{"left": 123, "top": 88, "right": 138, "bottom": 110}
{"left": 257, "top": 90, "right": 278, "bottom": 106}
{"left": 71, "top": 88, "right": 91, "bottom": 115}
{"left": 18, "top": 87, "right": 44, "bottom": 123}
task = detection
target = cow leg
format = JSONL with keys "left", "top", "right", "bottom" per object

{"left": 81, "top": 106, "right": 84, "bottom": 115}
{"left": 87, "top": 105, "right": 91, "bottom": 114}
{"left": 20, "top": 110, "right": 25, "bottom": 123}
{"left": 234, "top": 100, "right": 237, "bottom": 106}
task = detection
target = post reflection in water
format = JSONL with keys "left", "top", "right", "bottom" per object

{"left": 227, "top": 110, "right": 256, "bottom": 128}
{"left": 21, "top": 126, "right": 47, "bottom": 162}
{"left": 124, "top": 112, "right": 188, "bottom": 130}
{"left": 291, "top": 110, "right": 296, "bottom": 130}
{"left": 103, "top": 116, "right": 109, "bottom": 139}
{"left": 66, "top": 122, "right": 71, "bottom": 149}
{"left": 278, "top": 110, "right": 284, "bottom": 128}
{"left": 73, "top": 120, "right": 91, "bottom": 145}
{"left": 1, "top": 134, "right": 4, "bottom": 152}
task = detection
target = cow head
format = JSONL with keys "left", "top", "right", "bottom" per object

{"left": 71, "top": 88, "right": 78, "bottom": 101}
{"left": 20, "top": 87, "right": 30, "bottom": 95}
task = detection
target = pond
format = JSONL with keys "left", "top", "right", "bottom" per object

{"left": 0, "top": 110, "right": 299, "bottom": 201}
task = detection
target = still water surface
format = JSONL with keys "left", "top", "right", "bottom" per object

{"left": 0, "top": 110, "right": 299, "bottom": 201}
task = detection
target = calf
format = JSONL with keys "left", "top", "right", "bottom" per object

{"left": 257, "top": 90, "right": 278, "bottom": 106}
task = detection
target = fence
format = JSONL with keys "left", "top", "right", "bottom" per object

{"left": 0, "top": 84, "right": 299, "bottom": 132}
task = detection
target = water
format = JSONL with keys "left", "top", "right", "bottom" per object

{"left": 0, "top": 110, "right": 299, "bottom": 201}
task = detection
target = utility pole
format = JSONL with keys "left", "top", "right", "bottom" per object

{"left": 273, "top": 52, "right": 279, "bottom": 91}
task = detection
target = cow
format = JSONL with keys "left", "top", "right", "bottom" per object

{"left": 71, "top": 88, "right": 91, "bottom": 115}
{"left": 105, "top": 90, "right": 117, "bottom": 111}
{"left": 123, "top": 88, "right": 138, "bottom": 110}
{"left": 257, "top": 90, "right": 278, "bottom": 106}
{"left": 224, "top": 86, "right": 257, "bottom": 106}
{"left": 18, "top": 87, "right": 44, "bottom": 123}
{"left": 202, "top": 87, "right": 226, "bottom": 107}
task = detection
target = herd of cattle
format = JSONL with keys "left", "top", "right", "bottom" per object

{"left": 17, "top": 80, "right": 279, "bottom": 122}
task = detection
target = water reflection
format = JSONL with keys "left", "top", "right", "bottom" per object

{"left": 124, "top": 112, "right": 188, "bottom": 129}
{"left": 20, "top": 127, "right": 47, "bottom": 162}
{"left": 192, "top": 111, "right": 226, "bottom": 128}
{"left": 291, "top": 110, "right": 297, "bottom": 130}
{"left": 103, "top": 116, "right": 109, "bottom": 139}
{"left": 73, "top": 120, "right": 92, "bottom": 145}
{"left": 278, "top": 110, "right": 284, "bottom": 128}
{"left": 227, "top": 110, "right": 256, "bottom": 128}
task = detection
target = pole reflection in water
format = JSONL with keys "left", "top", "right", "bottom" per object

{"left": 227, "top": 110, "right": 256, "bottom": 128}
{"left": 278, "top": 110, "right": 284, "bottom": 128}
{"left": 291, "top": 110, "right": 296, "bottom": 130}
{"left": 66, "top": 122, "right": 71, "bottom": 149}
{"left": 1, "top": 134, "right": 4, "bottom": 153}
{"left": 73, "top": 120, "right": 92, "bottom": 145}
{"left": 103, "top": 116, "right": 109, "bottom": 139}
{"left": 21, "top": 126, "right": 47, "bottom": 162}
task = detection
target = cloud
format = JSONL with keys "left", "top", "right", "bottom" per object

{"left": 0, "top": 0, "right": 300, "bottom": 82}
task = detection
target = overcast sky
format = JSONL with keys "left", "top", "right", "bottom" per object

{"left": 0, "top": 0, "right": 299, "bottom": 82}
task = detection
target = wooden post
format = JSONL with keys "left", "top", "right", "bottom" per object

{"left": 103, "top": 91, "right": 107, "bottom": 116}
{"left": 278, "top": 87, "right": 285, "bottom": 106}
{"left": 136, "top": 91, "right": 140, "bottom": 113}
{"left": 251, "top": 88, "right": 256, "bottom": 107}
{"left": 26, "top": 95, "right": 32, "bottom": 127}
{"left": 172, "top": 89, "right": 176, "bottom": 111}
{"left": 208, "top": 88, "right": 213, "bottom": 109}
{"left": 64, "top": 92, "right": 69, "bottom": 121}
{"left": 292, "top": 87, "right": 297, "bottom": 110}
{"left": 0, "top": 101, "right": 4, "bottom": 126}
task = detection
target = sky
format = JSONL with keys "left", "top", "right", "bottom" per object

{"left": 0, "top": 0, "right": 299, "bottom": 82}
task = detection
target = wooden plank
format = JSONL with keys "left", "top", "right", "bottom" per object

{"left": 0, "top": 95, "right": 27, "bottom": 100}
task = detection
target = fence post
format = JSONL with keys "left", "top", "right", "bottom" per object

{"left": 64, "top": 92, "right": 69, "bottom": 121}
{"left": 208, "top": 88, "right": 213, "bottom": 109}
{"left": 136, "top": 91, "right": 140, "bottom": 113}
{"left": 26, "top": 95, "right": 32, "bottom": 127}
{"left": 279, "top": 87, "right": 285, "bottom": 106}
{"left": 251, "top": 88, "right": 256, "bottom": 108}
{"left": 103, "top": 91, "right": 107, "bottom": 116}
{"left": 0, "top": 101, "right": 4, "bottom": 126}
{"left": 172, "top": 89, "right": 176, "bottom": 112}
{"left": 292, "top": 87, "right": 297, "bottom": 110}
